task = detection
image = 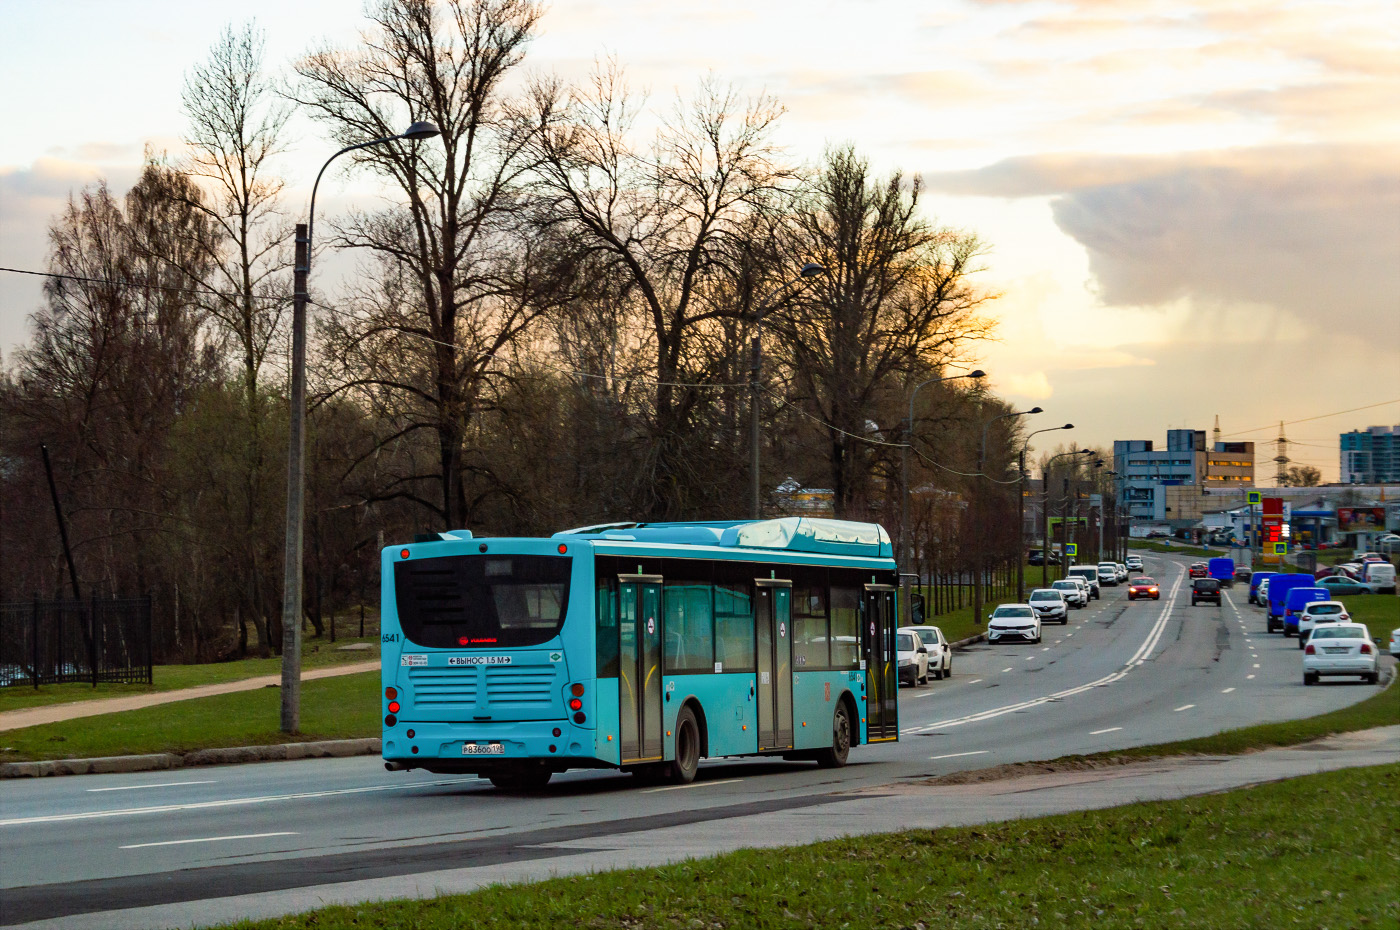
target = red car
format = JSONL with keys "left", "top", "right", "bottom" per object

{"left": 1189, "top": 562, "right": 1209, "bottom": 579}
{"left": 1128, "top": 577, "right": 1161, "bottom": 600}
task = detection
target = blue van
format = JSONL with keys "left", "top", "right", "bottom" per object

{"left": 1248, "top": 571, "right": 1276, "bottom": 605}
{"left": 1208, "top": 557, "right": 1236, "bottom": 586}
{"left": 1266, "top": 574, "right": 1311, "bottom": 634}
{"left": 1283, "top": 586, "right": 1329, "bottom": 639}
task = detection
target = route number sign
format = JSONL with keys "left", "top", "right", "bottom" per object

{"left": 1065, "top": 543, "right": 1078, "bottom": 557}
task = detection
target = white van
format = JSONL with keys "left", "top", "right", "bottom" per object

{"left": 1067, "top": 565, "right": 1101, "bottom": 599}
{"left": 1362, "top": 561, "right": 1396, "bottom": 594}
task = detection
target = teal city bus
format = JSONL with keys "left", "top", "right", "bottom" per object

{"left": 380, "top": 517, "right": 901, "bottom": 789}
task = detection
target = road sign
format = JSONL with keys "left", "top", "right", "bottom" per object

{"left": 1272, "top": 542, "right": 1287, "bottom": 555}
{"left": 1065, "top": 543, "right": 1078, "bottom": 557}
{"left": 1247, "top": 490, "right": 1261, "bottom": 505}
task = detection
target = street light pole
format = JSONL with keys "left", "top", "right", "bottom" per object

{"left": 900, "top": 369, "right": 985, "bottom": 565}
{"left": 280, "top": 121, "right": 440, "bottom": 734}
{"left": 749, "top": 262, "right": 825, "bottom": 520}
{"left": 1017, "top": 423, "right": 1074, "bottom": 601}
{"left": 1042, "top": 448, "right": 1095, "bottom": 587}
{"left": 972, "top": 406, "right": 1041, "bottom": 626}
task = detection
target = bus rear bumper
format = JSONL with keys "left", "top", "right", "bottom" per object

{"left": 382, "top": 719, "right": 600, "bottom": 770}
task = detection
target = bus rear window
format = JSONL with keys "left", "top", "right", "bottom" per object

{"left": 393, "top": 555, "right": 571, "bottom": 648}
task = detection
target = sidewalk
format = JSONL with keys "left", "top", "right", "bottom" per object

{"left": 0, "top": 661, "right": 378, "bottom": 733}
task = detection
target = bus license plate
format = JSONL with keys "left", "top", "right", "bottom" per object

{"left": 463, "top": 742, "right": 504, "bottom": 755}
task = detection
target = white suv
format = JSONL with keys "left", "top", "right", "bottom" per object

{"left": 1067, "top": 566, "right": 1101, "bottom": 599}
{"left": 987, "top": 604, "right": 1042, "bottom": 644}
{"left": 1051, "top": 578, "right": 1086, "bottom": 608}
{"left": 1097, "top": 562, "right": 1119, "bottom": 586}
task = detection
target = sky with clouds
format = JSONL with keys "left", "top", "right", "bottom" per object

{"left": 2, "top": 0, "right": 1397, "bottom": 479}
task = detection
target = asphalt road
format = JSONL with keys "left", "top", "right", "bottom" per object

{"left": 3, "top": 549, "right": 1394, "bottom": 929}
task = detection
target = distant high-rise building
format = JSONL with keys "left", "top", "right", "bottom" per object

{"left": 1340, "top": 425, "right": 1400, "bottom": 483}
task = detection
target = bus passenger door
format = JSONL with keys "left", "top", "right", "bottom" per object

{"left": 755, "top": 580, "right": 793, "bottom": 751}
{"left": 862, "top": 585, "right": 899, "bottom": 741}
{"left": 618, "top": 576, "right": 665, "bottom": 763}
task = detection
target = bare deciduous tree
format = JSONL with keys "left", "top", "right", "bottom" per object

{"left": 293, "top": 0, "right": 550, "bottom": 530}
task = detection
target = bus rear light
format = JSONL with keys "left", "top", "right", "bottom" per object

{"left": 572, "top": 711, "right": 586, "bottom": 724}
{"left": 568, "top": 698, "right": 583, "bottom": 711}
{"left": 406, "top": 729, "right": 415, "bottom": 738}
{"left": 388, "top": 701, "right": 400, "bottom": 713}
{"left": 558, "top": 543, "right": 568, "bottom": 554}
{"left": 400, "top": 548, "right": 410, "bottom": 559}
{"left": 553, "top": 728, "right": 562, "bottom": 737}
{"left": 570, "top": 683, "right": 585, "bottom": 697}
{"left": 458, "top": 636, "right": 470, "bottom": 646}
{"left": 385, "top": 714, "right": 397, "bottom": 727}
{"left": 385, "top": 687, "right": 397, "bottom": 700}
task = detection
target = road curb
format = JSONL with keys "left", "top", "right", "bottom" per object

{"left": 0, "top": 737, "right": 382, "bottom": 779}
{"left": 951, "top": 632, "right": 987, "bottom": 650}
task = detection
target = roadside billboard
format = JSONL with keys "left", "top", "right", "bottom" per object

{"left": 1337, "top": 507, "right": 1385, "bottom": 532}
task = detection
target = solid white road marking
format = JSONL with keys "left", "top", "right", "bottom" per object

{"left": 642, "top": 778, "right": 742, "bottom": 793}
{"left": 1173, "top": 704, "right": 1195, "bottom": 712}
{"left": 0, "top": 778, "right": 479, "bottom": 827}
{"left": 1090, "top": 727, "right": 1123, "bottom": 735}
{"left": 120, "top": 832, "right": 297, "bottom": 850}
{"left": 899, "top": 567, "right": 1188, "bottom": 735}
{"left": 87, "top": 781, "right": 217, "bottom": 793}
{"left": 1222, "top": 687, "right": 1236, "bottom": 693}
{"left": 929, "top": 750, "right": 990, "bottom": 761}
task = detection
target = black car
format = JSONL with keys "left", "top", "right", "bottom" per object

{"left": 1028, "top": 549, "right": 1045, "bottom": 566}
{"left": 1191, "top": 577, "right": 1221, "bottom": 606}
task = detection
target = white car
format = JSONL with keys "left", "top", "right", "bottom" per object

{"left": 1097, "top": 562, "right": 1119, "bottom": 586}
{"left": 1390, "top": 627, "right": 1400, "bottom": 658}
{"left": 1297, "top": 600, "right": 1351, "bottom": 647}
{"left": 1068, "top": 576, "right": 1093, "bottom": 604}
{"left": 1028, "top": 588, "right": 1069, "bottom": 624}
{"left": 1303, "top": 624, "right": 1379, "bottom": 685}
{"left": 988, "top": 604, "right": 1042, "bottom": 644}
{"left": 908, "top": 624, "right": 953, "bottom": 679}
{"left": 1257, "top": 577, "right": 1271, "bottom": 605}
{"left": 1067, "top": 566, "right": 1101, "bottom": 599}
{"left": 1125, "top": 555, "right": 1144, "bottom": 572}
{"left": 896, "top": 628, "right": 930, "bottom": 685}
{"left": 1051, "top": 578, "right": 1086, "bottom": 608}
{"left": 1115, "top": 563, "right": 1128, "bottom": 582}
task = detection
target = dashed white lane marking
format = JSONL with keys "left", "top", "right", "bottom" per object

{"left": 1247, "top": 674, "right": 1256, "bottom": 680}
{"left": 1025, "top": 656, "right": 1035, "bottom": 661}
{"left": 1173, "top": 704, "right": 1195, "bottom": 712}
{"left": 1253, "top": 663, "right": 1261, "bottom": 668}
{"left": 929, "top": 750, "right": 990, "bottom": 761}
{"left": 1222, "top": 687, "right": 1236, "bottom": 693}
{"left": 1090, "top": 727, "right": 1123, "bottom": 735}
{"left": 642, "top": 778, "right": 742, "bottom": 793}
{"left": 900, "top": 567, "right": 1186, "bottom": 736}
{"left": 87, "top": 781, "right": 217, "bottom": 793}
{"left": 1042, "top": 646, "right": 1050, "bottom": 651}
{"left": 1066, "top": 632, "right": 1074, "bottom": 637}
{"left": 0, "top": 778, "right": 479, "bottom": 827}
{"left": 120, "top": 832, "right": 297, "bottom": 850}
{"left": 967, "top": 679, "right": 984, "bottom": 684}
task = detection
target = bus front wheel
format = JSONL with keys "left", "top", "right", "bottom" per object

{"left": 816, "top": 701, "right": 852, "bottom": 769}
{"left": 665, "top": 706, "right": 701, "bottom": 785}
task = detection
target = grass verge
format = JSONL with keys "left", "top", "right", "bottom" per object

{"left": 1129, "top": 541, "right": 1216, "bottom": 558}
{"left": 215, "top": 762, "right": 1400, "bottom": 930}
{"left": 0, "top": 636, "right": 379, "bottom": 714}
{"left": 0, "top": 671, "right": 379, "bottom": 762}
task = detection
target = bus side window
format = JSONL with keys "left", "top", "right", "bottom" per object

{"left": 792, "top": 570, "right": 829, "bottom": 669}
{"left": 714, "top": 581, "right": 755, "bottom": 672}
{"left": 829, "top": 584, "right": 861, "bottom": 669}
{"left": 596, "top": 578, "right": 619, "bottom": 678}
{"left": 664, "top": 580, "right": 714, "bottom": 674}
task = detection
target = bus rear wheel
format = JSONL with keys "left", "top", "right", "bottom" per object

{"left": 816, "top": 701, "right": 852, "bottom": 769}
{"left": 488, "top": 766, "right": 552, "bottom": 791}
{"left": 665, "top": 706, "right": 701, "bottom": 785}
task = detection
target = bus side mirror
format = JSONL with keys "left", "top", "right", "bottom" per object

{"left": 910, "top": 593, "right": 925, "bottom": 626}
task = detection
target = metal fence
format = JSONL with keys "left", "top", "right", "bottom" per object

{"left": 0, "top": 596, "right": 153, "bottom": 688}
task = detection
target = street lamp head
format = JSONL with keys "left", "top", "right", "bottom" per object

{"left": 1061, "top": 423, "right": 1074, "bottom": 430}
{"left": 1029, "top": 406, "right": 1043, "bottom": 414}
{"left": 800, "top": 262, "right": 826, "bottom": 277}
{"left": 968, "top": 369, "right": 986, "bottom": 379}
{"left": 400, "top": 120, "right": 441, "bottom": 140}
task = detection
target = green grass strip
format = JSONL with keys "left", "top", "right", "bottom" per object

{"left": 0, "top": 672, "right": 380, "bottom": 762}
{"left": 217, "top": 762, "right": 1400, "bottom": 930}
{"left": 0, "top": 636, "right": 380, "bottom": 714}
